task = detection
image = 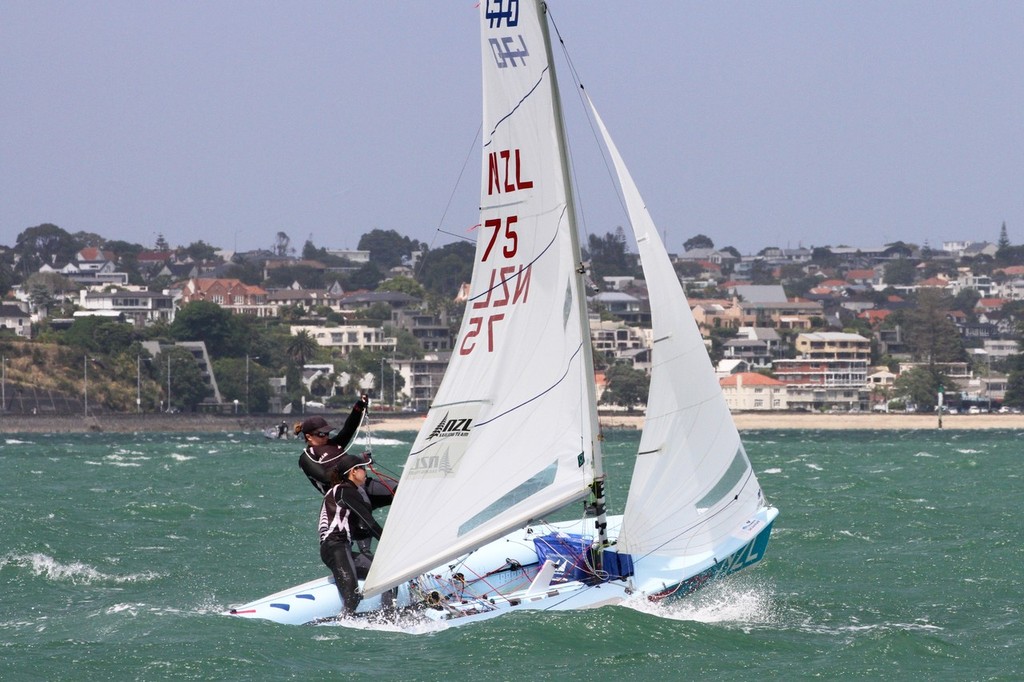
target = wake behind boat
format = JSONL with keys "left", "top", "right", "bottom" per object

{"left": 228, "top": 0, "right": 777, "bottom": 628}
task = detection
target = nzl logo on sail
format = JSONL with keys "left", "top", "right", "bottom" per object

{"left": 486, "top": 1, "right": 529, "bottom": 69}
{"left": 426, "top": 414, "right": 473, "bottom": 440}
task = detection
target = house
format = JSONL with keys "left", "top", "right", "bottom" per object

{"left": 720, "top": 372, "right": 788, "bottom": 411}
{"left": 721, "top": 337, "right": 772, "bottom": 369}
{"left": 737, "top": 299, "right": 823, "bottom": 330}
{"left": 393, "top": 353, "right": 450, "bottom": 410}
{"left": 177, "top": 278, "right": 274, "bottom": 317}
{"left": 0, "top": 303, "right": 32, "bottom": 338}
{"left": 690, "top": 299, "right": 743, "bottom": 330}
{"left": 267, "top": 283, "right": 347, "bottom": 312}
{"left": 793, "top": 332, "right": 871, "bottom": 361}
{"left": 77, "top": 288, "right": 177, "bottom": 326}
{"left": 591, "top": 320, "right": 649, "bottom": 363}
{"left": 590, "top": 291, "right": 646, "bottom": 325}
{"left": 391, "top": 308, "right": 453, "bottom": 352}
{"left": 290, "top": 324, "right": 397, "bottom": 355}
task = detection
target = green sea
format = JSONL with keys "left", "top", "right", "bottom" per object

{"left": 1, "top": 427, "right": 1021, "bottom": 681}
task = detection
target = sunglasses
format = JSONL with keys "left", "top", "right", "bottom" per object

{"left": 313, "top": 431, "right": 331, "bottom": 438}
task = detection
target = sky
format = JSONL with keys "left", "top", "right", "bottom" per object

{"left": 2, "top": 1, "right": 1022, "bottom": 257}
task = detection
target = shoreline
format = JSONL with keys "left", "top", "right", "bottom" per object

{"left": 2, "top": 411, "right": 1024, "bottom": 434}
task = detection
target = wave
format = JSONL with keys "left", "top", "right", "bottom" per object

{"left": 356, "top": 437, "right": 408, "bottom": 447}
{"left": 1, "top": 552, "right": 161, "bottom": 584}
{"left": 625, "top": 575, "right": 778, "bottom": 628}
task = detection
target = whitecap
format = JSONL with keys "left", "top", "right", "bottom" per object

{"left": 357, "top": 437, "right": 407, "bottom": 447}
{"left": 2, "top": 552, "right": 161, "bottom": 584}
{"left": 625, "top": 576, "right": 777, "bottom": 627}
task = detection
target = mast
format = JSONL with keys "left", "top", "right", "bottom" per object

{"left": 537, "top": 0, "right": 608, "bottom": 549}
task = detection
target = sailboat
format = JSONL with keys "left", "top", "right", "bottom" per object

{"left": 227, "top": 0, "right": 778, "bottom": 627}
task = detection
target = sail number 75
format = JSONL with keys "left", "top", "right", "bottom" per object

{"left": 482, "top": 217, "right": 518, "bottom": 261}
{"left": 459, "top": 314, "right": 505, "bottom": 355}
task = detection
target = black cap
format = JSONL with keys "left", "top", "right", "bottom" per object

{"left": 337, "top": 453, "right": 370, "bottom": 477}
{"left": 299, "top": 416, "right": 331, "bottom": 435}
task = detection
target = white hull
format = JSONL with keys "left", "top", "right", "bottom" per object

{"left": 226, "top": 505, "right": 778, "bottom": 627}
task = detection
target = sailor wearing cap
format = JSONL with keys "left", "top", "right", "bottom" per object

{"left": 317, "top": 453, "right": 386, "bottom": 615}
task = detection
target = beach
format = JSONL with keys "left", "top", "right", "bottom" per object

{"left": 2, "top": 410, "right": 1022, "bottom": 434}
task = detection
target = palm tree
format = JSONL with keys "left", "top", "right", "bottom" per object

{"left": 286, "top": 330, "right": 319, "bottom": 368}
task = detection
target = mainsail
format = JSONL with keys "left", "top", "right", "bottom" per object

{"left": 588, "top": 98, "right": 765, "bottom": 558}
{"left": 362, "top": 0, "right": 601, "bottom": 598}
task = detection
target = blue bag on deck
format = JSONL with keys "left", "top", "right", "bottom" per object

{"left": 533, "top": 533, "right": 592, "bottom": 582}
{"left": 601, "top": 549, "right": 635, "bottom": 579}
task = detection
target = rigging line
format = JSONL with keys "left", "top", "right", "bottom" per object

{"left": 415, "top": 122, "right": 483, "bottom": 282}
{"left": 546, "top": 5, "right": 622, "bottom": 248}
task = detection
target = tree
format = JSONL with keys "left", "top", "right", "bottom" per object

{"left": 15, "top": 223, "right": 79, "bottom": 273}
{"left": 895, "top": 288, "right": 965, "bottom": 364}
{"left": 1003, "top": 368, "right": 1024, "bottom": 407}
{"left": 265, "top": 263, "right": 326, "bottom": 289}
{"left": 358, "top": 229, "right": 424, "bottom": 270}
{"left": 883, "top": 258, "right": 917, "bottom": 285}
{"left": 0, "top": 258, "right": 13, "bottom": 298}
{"left": 62, "top": 317, "right": 138, "bottom": 355}
{"left": 810, "top": 247, "right": 838, "bottom": 269}
{"left": 378, "top": 275, "right": 426, "bottom": 298}
{"left": 181, "top": 240, "right": 219, "bottom": 262}
{"left": 155, "top": 233, "right": 170, "bottom": 251}
{"left": 287, "top": 330, "right": 320, "bottom": 367}
{"left": 418, "top": 241, "right": 475, "bottom": 297}
{"left": 213, "top": 356, "right": 271, "bottom": 412}
{"left": 586, "top": 228, "right": 635, "bottom": 282}
{"left": 273, "top": 231, "right": 292, "bottom": 258}
{"left": 998, "top": 221, "right": 1010, "bottom": 251}
{"left": 302, "top": 239, "right": 322, "bottom": 260}
{"left": 385, "top": 325, "right": 424, "bottom": 359}
{"left": 170, "top": 301, "right": 242, "bottom": 358}
{"left": 893, "top": 366, "right": 947, "bottom": 411}
{"left": 750, "top": 260, "right": 776, "bottom": 285}
{"left": 683, "top": 234, "right": 714, "bottom": 251}
{"left": 601, "top": 362, "right": 649, "bottom": 410}
{"left": 951, "top": 289, "right": 981, "bottom": 321}
{"left": 25, "top": 272, "right": 78, "bottom": 315}
{"left": 156, "top": 345, "right": 211, "bottom": 411}
{"left": 347, "top": 262, "right": 384, "bottom": 291}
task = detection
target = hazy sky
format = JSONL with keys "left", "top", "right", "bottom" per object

{"left": 2, "top": 1, "right": 1021, "bottom": 256}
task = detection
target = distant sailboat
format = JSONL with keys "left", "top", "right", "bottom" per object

{"left": 228, "top": 0, "right": 778, "bottom": 627}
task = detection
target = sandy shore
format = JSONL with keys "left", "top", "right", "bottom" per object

{"left": 371, "top": 412, "right": 1024, "bottom": 432}
{"left": 2, "top": 411, "right": 1022, "bottom": 434}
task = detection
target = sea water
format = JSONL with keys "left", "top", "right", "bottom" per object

{"left": 1, "top": 427, "right": 1021, "bottom": 680}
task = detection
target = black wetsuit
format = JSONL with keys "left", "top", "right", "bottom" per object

{"left": 298, "top": 399, "right": 367, "bottom": 494}
{"left": 318, "top": 480, "right": 385, "bottom": 614}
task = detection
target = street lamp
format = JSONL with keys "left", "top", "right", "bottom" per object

{"left": 246, "top": 355, "right": 260, "bottom": 414}
{"left": 137, "top": 355, "right": 142, "bottom": 413}
{"left": 83, "top": 354, "right": 97, "bottom": 417}
{"left": 166, "top": 354, "right": 172, "bottom": 412}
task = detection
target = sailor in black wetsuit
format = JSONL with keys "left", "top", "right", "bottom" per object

{"left": 318, "top": 454, "right": 389, "bottom": 615}
{"left": 296, "top": 395, "right": 369, "bottom": 492}
{"left": 296, "top": 395, "right": 396, "bottom": 504}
